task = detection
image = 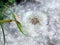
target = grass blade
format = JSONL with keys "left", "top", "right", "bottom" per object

{"left": 16, "top": 21, "right": 26, "bottom": 35}
{"left": 4, "top": 5, "right": 25, "bottom": 34}
{"left": 0, "top": 24, "right": 5, "bottom": 45}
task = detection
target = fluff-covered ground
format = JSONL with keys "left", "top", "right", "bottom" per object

{"left": 0, "top": 0, "right": 60, "bottom": 45}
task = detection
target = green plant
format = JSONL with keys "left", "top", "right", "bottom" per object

{"left": 0, "top": 0, "right": 26, "bottom": 45}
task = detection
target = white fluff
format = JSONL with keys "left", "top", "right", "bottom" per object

{"left": 22, "top": 11, "right": 48, "bottom": 37}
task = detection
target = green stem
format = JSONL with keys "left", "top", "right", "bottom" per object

{"left": 0, "top": 20, "right": 12, "bottom": 23}
{"left": 0, "top": 24, "right": 5, "bottom": 45}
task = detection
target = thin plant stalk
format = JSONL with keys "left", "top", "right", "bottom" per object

{"left": 0, "top": 24, "right": 5, "bottom": 45}
{"left": 4, "top": 5, "right": 25, "bottom": 35}
{"left": 0, "top": 20, "right": 12, "bottom": 23}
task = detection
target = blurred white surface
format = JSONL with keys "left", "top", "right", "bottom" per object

{"left": 0, "top": 0, "right": 60, "bottom": 45}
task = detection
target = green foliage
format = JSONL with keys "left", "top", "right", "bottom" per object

{"left": 8, "top": 0, "right": 15, "bottom": 4}
{"left": 0, "top": 0, "right": 26, "bottom": 45}
{"left": 0, "top": 1, "right": 4, "bottom": 8}
{"left": 0, "top": 0, "right": 15, "bottom": 20}
{"left": 0, "top": 14, "right": 4, "bottom": 20}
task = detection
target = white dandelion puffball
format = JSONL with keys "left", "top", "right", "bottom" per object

{"left": 22, "top": 11, "right": 48, "bottom": 37}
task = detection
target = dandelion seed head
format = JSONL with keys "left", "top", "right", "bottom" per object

{"left": 30, "top": 17, "right": 40, "bottom": 25}
{"left": 22, "top": 11, "right": 48, "bottom": 37}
